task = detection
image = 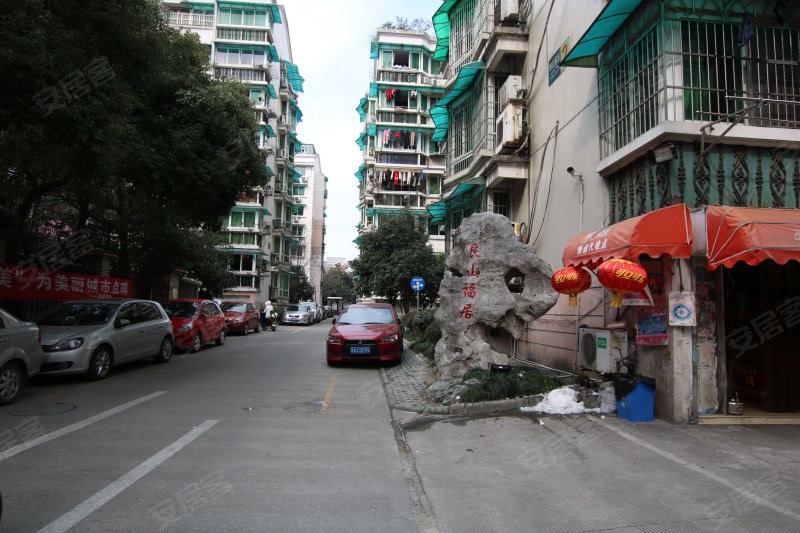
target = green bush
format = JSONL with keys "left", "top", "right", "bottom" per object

{"left": 401, "top": 311, "right": 417, "bottom": 332}
{"left": 460, "top": 367, "right": 563, "bottom": 403}
{"left": 424, "top": 321, "right": 442, "bottom": 344}
{"left": 411, "top": 308, "right": 436, "bottom": 336}
{"left": 410, "top": 338, "right": 435, "bottom": 360}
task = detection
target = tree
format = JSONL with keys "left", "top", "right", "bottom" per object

{"left": 322, "top": 267, "right": 357, "bottom": 305}
{"left": 379, "top": 17, "right": 433, "bottom": 33}
{"left": 351, "top": 210, "right": 444, "bottom": 312}
{"left": 289, "top": 266, "right": 314, "bottom": 303}
{"left": 0, "top": 0, "right": 268, "bottom": 296}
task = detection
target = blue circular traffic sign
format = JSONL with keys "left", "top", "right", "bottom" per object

{"left": 410, "top": 276, "right": 425, "bottom": 291}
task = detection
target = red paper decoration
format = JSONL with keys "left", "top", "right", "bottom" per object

{"left": 551, "top": 266, "right": 592, "bottom": 307}
{"left": 596, "top": 258, "right": 647, "bottom": 307}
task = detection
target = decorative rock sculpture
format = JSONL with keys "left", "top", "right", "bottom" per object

{"left": 433, "top": 213, "right": 557, "bottom": 381}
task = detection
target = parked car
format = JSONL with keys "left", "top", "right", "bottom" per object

{"left": 220, "top": 302, "right": 260, "bottom": 335}
{"left": 0, "top": 307, "right": 43, "bottom": 405}
{"left": 322, "top": 305, "right": 334, "bottom": 319}
{"left": 36, "top": 299, "right": 174, "bottom": 380}
{"left": 325, "top": 303, "right": 403, "bottom": 366}
{"left": 282, "top": 304, "right": 314, "bottom": 326}
{"left": 298, "top": 301, "right": 322, "bottom": 323}
{"left": 162, "top": 299, "right": 226, "bottom": 353}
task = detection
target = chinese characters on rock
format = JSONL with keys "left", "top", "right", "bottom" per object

{"left": 460, "top": 243, "right": 481, "bottom": 320}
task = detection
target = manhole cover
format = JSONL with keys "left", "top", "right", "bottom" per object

{"left": 7, "top": 402, "right": 77, "bottom": 416}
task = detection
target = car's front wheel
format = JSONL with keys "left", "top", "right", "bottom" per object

{"left": 87, "top": 346, "right": 113, "bottom": 380}
{"left": 254, "top": 321, "right": 261, "bottom": 333}
{"left": 154, "top": 337, "right": 173, "bottom": 364}
{"left": 0, "top": 361, "right": 23, "bottom": 406}
{"left": 215, "top": 329, "right": 226, "bottom": 346}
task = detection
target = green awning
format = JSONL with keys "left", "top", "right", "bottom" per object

{"left": 356, "top": 97, "right": 368, "bottom": 122}
{"left": 265, "top": 165, "right": 274, "bottom": 176}
{"left": 267, "top": 45, "right": 279, "bottom": 62}
{"left": 353, "top": 237, "right": 360, "bottom": 244}
{"left": 369, "top": 82, "right": 377, "bottom": 98}
{"left": 368, "top": 124, "right": 376, "bottom": 136}
{"left": 186, "top": 2, "right": 214, "bottom": 10}
{"left": 370, "top": 41, "right": 430, "bottom": 59}
{"left": 232, "top": 205, "right": 272, "bottom": 217}
{"left": 366, "top": 208, "right": 375, "bottom": 216}
{"left": 292, "top": 204, "right": 304, "bottom": 213}
{"left": 355, "top": 164, "right": 366, "bottom": 180}
{"left": 356, "top": 204, "right": 362, "bottom": 210}
{"left": 267, "top": 84, "right": 277, "bottom": 98}
{"left": 282, "top": 60, "right": 305, "bottom": 92}
{"left": 426, "top": 181, "right": 484, "bottom": 223}
{"left": 264, "top": 125, "right": 275, "bottom": 138}
{"left": 561, "top": 0, "right": 643, "bottom": 68}
{"left": 430, "top": 62, "right": 484, "bottom": 142}
{"left": 432, "top": 0, "right": 460, "bottom": 61}
{"left": 288, "top": 130, "right": 297, "bottom": 142}
{"left": 268, "top": 5, "right": 282, "bottom": 24}
{"left": 295, "top": 108, "right": 303, "bottom": 122}
{"left": 355, "top": 131, "right": 366, "bottom": 149}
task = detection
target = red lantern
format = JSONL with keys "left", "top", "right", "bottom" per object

{"left": 596, "top": 258, "right": 647, "bottom": 308}
{"left": 551, "top": 267, "right": 592, "bottom": 307}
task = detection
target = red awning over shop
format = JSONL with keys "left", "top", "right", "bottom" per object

{"left": 706, "top": 206, "right": 800, "bottom": 270}
{"left": 562, "top": 204, "right": 693, "bottom": 269}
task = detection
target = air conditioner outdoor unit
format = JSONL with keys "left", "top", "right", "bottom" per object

{"left": 278, "top": 148, "right": 287, "bottom": 158}
{"left": 300, "top": 176, "right": 308, "bottom": 184}
{"left": 498, "top": 75, "right": 523, "bottom": 109}
{"left": 578, "top": 328, "right": 628, "bottom": 373}
{"left": 279, "top": 115, "right": 287, "bottom": 124}
{"left": 511, "top": 221, "right": 525, "bottom": 238}
{"left": 495, "top": 103, "right": 523, "bottom": 154}
{"left": 292, "top": 215, "right": 301, "bottom": 223}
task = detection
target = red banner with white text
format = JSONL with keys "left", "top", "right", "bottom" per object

{"left": 0, "top": 263, "right": 133, "bottom": 301}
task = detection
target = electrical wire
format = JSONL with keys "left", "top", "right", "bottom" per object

{"left": 523, "top": 122, "right": 557, "bottom": 243}
{"left": 531, "top": 121, "right": 559, "bottom": 246}
{"left": 525, "top": 0, "right": 557, "bottom": 98}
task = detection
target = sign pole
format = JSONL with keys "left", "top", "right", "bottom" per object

{"left": 416, "top": 291, "right": 420, "bottom": 313}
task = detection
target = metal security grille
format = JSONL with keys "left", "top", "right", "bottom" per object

{"left": 599, "top": 16, "right": 799, "bottom": 158}
{"left": 449, "top": 0, "right": 477, "bottom": 77}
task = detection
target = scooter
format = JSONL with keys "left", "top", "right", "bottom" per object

{"left": 265, "top": 313, "right": 277, "bottom": 331}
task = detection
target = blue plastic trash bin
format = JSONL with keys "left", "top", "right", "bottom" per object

{"left": 615, "top": 378, "right": 655, "bottom": 422}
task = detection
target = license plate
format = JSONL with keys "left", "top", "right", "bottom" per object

{"left": 349, "top": 346, "right": 371, "bottom": 355}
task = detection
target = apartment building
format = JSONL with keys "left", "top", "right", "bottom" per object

{"left": 164, "top": 0, "right": 313, "bottom": 306}
{"left": 428, "top": 0, "right": 799, "bottom": 422}
{"left": 292, "top": 144, "right": 327, "bottom": 303}
{"left": 355, "top": 28, "right": 449, "bottom": 254}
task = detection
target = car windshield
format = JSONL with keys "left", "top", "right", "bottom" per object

{"left": 36, "top": 303, "right": 119, "bottom": 326}
{"left": 287, "top": 305, "right": 309, "bottom": 312}
{"left": 162, "top": 301, "right": 200, "bottom": 319}
{"left": 337, "top": 307, "right": 394, "bottom": 325}
{"left": 220, "top": 303, "right": 248, "bottom": 313}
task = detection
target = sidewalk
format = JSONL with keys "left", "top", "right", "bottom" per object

{"left": 381, "top": 350, "right": 800, "bottom": 533}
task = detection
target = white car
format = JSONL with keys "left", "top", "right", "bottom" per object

{"left": 0, "top": 307, "right": 43, "bottom": 405}
{"left": 298, "top": 302, "right": 322, "bottom": 323}
{"left": 281, "top": 304, "right": 314, "bottom": 326}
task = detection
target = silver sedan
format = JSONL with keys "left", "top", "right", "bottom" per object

{"left": 37, "top": 299, "right": 174, "bottom": 380}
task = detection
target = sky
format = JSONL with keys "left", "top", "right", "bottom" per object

{"left": 281, "top": 0, "right": 441, "bottom": 262}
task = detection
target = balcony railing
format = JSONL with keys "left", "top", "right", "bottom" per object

{"left": 167, "top": 11, "right": 213, "bottom": 28}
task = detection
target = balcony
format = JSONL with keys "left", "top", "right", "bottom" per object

{"left": 215, "top": 27, "right": 273, "bottom": 45}
{"left": 167, "top": 11, "right": 213, "bottom": 28}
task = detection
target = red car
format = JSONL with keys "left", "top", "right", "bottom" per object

{"left": 220, "top": 301, "right": 260, "bottom": 335}
{"left": 326, "top": 303, "right": 403, "bottom": 366}
{"left": 162, "top": 299, "right": 226, "bottom": 352}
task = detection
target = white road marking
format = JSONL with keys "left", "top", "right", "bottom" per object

{"left": 37, "top": 419, "right": 218, "bottom": 533}
{"left": 0, "top": 391, "right": 167, "bottom": 461}
{"left": 593, "top": 418, "right": 800, "bottom": 523}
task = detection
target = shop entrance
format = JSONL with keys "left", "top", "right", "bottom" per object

{"left": 723, "top": 261, "right": 800, "bottom": 413}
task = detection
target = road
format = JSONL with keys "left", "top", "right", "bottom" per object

{"left": 0, "top": 321, "right": 416, "bottom": 533}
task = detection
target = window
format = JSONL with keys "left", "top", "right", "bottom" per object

{"left": 411, "top": 52, "right": 419, "bottom": 69}
{"left": 383, "top": 51, "right": 393, "bottom": 68}
{"left": 428, "top": 176, "right": 440, "bottom": 195}
{"left": 423, "top": 54, "right": 429, "bottom": 73}
{"left": 230, "top": 212, "right": 243, "bottom": 227}
{"left": 492, "top": 192, "right": 509, "bottom": 217}
{"left": 243, "top": 212, "right": 256, "bottom": 227}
